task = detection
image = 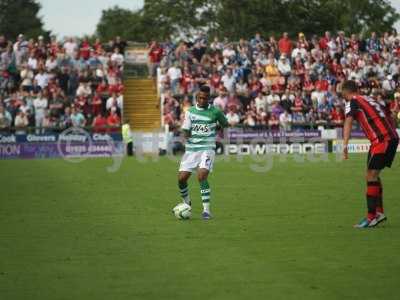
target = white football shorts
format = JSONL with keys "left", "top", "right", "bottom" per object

{"left": 179, "top": 150, "right": 216, "bottom": 173}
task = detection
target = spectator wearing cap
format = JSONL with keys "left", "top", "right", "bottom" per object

{"left": 297, "top": 32, "right": 309, "bottom": 49}
{"left": 20, "top": 64, "right": 34, "bottom": 92}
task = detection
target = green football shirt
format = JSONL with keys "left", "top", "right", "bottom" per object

{"left": 182, "top": 104, "right": 228, "bottom": 152}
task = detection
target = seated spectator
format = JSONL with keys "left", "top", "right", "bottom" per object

{"left": 330, "top": 105, "right": 345, "bottom": 127}
{"left": 279, "top": 110, "right": 292, "bottom": 130}
{"left": 70, "top": 106, "right": 86, "bottom": 127}
{"left": 106, "top": 108, "right": 121, "bottom": 132}
{"left": 292, "top": 111, "right": 306, "bottom": 129}
{"left": 92, "top": 112, "right": 108, "bottom": 133}
{"left": 226, "top": 107, "right": 240, "bottom": 127}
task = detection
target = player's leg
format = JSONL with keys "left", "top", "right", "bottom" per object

{"left": 178, "top": 171, "right": 192, "bottom": 205}
{"left": 376, "top": 139, "right": 398, "bottom": 223}
{"left": 198, "top": 168, "right": 211, "bottom": 219}
{"left": 178, "top": 152, "right": 198, "bottom": 206}
{"left": 366, "top": 168, "right": 381, "bottom": 220}
{"left": 198, "top": 150, "right": 215, "bottom": 220}
{"left": 355, "top": 143, "right": 386, "bottom": 228}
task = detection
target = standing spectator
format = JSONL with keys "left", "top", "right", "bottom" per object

{"left": 226, "top": 107, "right": 240, "bottom": 127}
{"left": 0, "top": 105, "right": 12, "bottom": 130}
{"left": 113, "top": 36, "right": 127, "bottom": 54}
{"left": 106, "top": 108, "right": 120, "bottom": 132}
{"left": 279, "top": 111, "right": 292, "bottom": 130}
{"left": 278, "top": 32, "right": 293, "bottom": 55}
{"left": 20, "top": 64, "right": 34, "bottom": 91}
{"left": 33, "top": 91, "right": 48, "bottom": 133}
{"left": 111, "top": 47, "right": 124, "bottom": 68}
{"left": 70, "top": 106, "right": 86, "bottom": 127}
{"left": 63, "top": 37, "right": 78, "bottom": 58}
{"left": 34, "top": 69, "right": 49, "bottom": 90}
{"left": 167, "top": 63, "right": 182, "bottom": 95}
{"left": 221, "top": 68, "right": 236, "bottom": 93}
{"left": 92, "top": 111, "right": 107, "bottom": 133}
{"left": 148, "top": 41, "right": 163, "bottom": 78}
{"left": 14, "top": 110, "right": 29, "bottom": 134}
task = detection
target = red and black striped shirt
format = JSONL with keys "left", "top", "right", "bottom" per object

{"left": 345, "top": 95, "right": 399, "bottom": 144}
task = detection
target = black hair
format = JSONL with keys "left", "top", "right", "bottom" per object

{"left": 199, "top": 85, "right": 210, "bottom": 94}
{"left": 342, "top": 80, "right": 358, "bottom": 93}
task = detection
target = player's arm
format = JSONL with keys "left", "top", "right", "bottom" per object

{"left": 343, "top": 99, "right": 357, "bottom": 160}
{"left": 343, "top": 116, "right": 353, "bottom": 160}
{"left": 181, "top": 111, "right": 192, "bottom": 140}
{"left": 216, "top": 109, "right": 229, "bottom": 129}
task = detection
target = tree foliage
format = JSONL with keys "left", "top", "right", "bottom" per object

{"left": 0, "top": 0, "right": 50, "bottom": 40}
{"left": 96, "top": 0, "right": 400, "bottom": 41}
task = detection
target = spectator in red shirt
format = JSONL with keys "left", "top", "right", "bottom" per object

{"left": 330, "top": 105, "right": 345, "bottom": 127}
{"left": 106, "top": 108, "right": 121, "bottom": 132}
{"left": 92, "top": 111, "right": 107, "bottom": 133}
{"left": 92, "top": 92, "right": 103, "bottom": 116}
{"left": 109, "top": 78, "right": 124, "bottom": 94}
{"left": 315, "top": 75, "right": 329, "bottom": 91}
{"left": 148, "top": 41, "right": 164, "bottom": 78}
{"left": 319, "top": 31, "right": 331, "bottom": 50}
{"left": 278, "top": 32, "right": 293, "bottom": 55}
{"left": 80, "top": 37, "right": 91, "bottom": 60}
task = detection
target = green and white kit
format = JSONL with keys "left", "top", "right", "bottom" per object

{"left": 179, "top": 104, "right": 228, "bottom": 173}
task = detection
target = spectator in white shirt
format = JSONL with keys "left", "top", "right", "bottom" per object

{"left": 14, "top": 111, "right": 29, "bottom": 134}
{"left": 213, "top": 89, "right": 228, "bottom": 111}
{"left": 277, "top": 54, "right": 291, "bottom": 77}
{"left": 76, "top": 82, "right": 92, "bottom": 97}
{"left": 221, "top": 68, "right": 236, "bottom": 93}
{"left": 279, "top": 111, "right": 292, "bottom": 130}
{"left": 110, "top": 47, "right": 124, "bottom": 67}
{"left": 167, "top": 63, "right": 182, "bottom": 95}
{"left": 255, "top": 91, "right": 268, "bottom": 113}
{"left": 226, "top": 108, "right": 240, "bottom": 127}
{"left": 106, "top": 93, "right": 123, "bottom": 111}
{"left": 34, "top": 69, "right": 49, "bottom": 90}
{"left": 45, "top": 56, "right": 58, "bottom": 72}
{"left": 63, "top": 37, "right": 78, "bottom": 58}
{"left": 27, "top": 52, "right": 38, "bottom": 71}
{"left": 267, "top": 91, "right": 281, "bottom": 105}
{"left": 33, "top": 92, "right": 48, "bottom": 133}
{"left": 20, "top": 64, "right": 34, "bottom": 91}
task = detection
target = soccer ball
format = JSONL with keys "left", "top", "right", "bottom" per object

{"left": 173, "top": 203, "right": 192, "bottom": 220}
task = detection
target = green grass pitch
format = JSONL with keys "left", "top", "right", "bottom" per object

{"left": 1, "top": 154, "right": 400, "bottom": 300}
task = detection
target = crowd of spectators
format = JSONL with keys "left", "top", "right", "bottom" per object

{"left": 0, "top": 34, "right": 127, "bottom": 134}
{"left": 152, "top": 31, "right": 400, "bottom": 131}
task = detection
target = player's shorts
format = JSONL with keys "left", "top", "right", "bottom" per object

{"left": 367, "top": 139, "right": 399, "bottom": 170}
{"left": 179, "top": 150, "right": 216, "bottom": 173}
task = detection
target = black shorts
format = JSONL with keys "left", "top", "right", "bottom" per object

{"left": 367, "top": 139, "right": 399, "bottom": 170}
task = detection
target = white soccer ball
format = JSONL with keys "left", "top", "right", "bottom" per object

{"left": 173, "top": 203, "right": 192, "bottom": 220}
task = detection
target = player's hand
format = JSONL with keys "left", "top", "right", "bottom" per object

{"left": 343, "top": 145, "right": 349, "bottom": 160}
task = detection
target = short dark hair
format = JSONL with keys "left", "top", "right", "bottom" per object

{"left": 342, "top": 80, "right": 358, "bottom": 93}
{"left": 199, "top": 85, "right": 210, "bottom": 94}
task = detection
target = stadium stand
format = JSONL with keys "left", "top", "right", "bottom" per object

{"left": 154, "top": 31, "right": 400, "bottom": 131}
{"left": 0, "top": 34, "right": 125, "bottom": 133}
